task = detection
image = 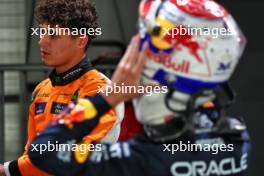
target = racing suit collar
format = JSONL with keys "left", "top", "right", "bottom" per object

{"left": 49, "top": 57, "right": 93, "bottom": 86}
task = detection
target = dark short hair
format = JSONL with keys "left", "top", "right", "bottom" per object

{"left": 35, "top": 0, "right": 99, "bottom": 50}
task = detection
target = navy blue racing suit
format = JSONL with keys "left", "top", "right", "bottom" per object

{"left": 28, "top": 94, "right": 251, "bottom": 176}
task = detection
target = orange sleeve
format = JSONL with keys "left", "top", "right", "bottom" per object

{"left": 84, "top": 109, "right": 117, "bottom": 142}
{"left": 78, "top": 71, "right": 118, "bottom": 142}
{"left": 17, "top": 82, "right": 50, "bottom": 176}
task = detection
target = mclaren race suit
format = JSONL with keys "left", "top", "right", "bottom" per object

{"left": 4, "top": 58, "right": 124, "bottom": 176}
{"left": 28, "top": 94, "right": 251, "bottom": 176}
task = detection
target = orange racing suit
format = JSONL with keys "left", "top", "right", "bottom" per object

{"left": 4, "top": 58, "right": 123, "bottom": 176}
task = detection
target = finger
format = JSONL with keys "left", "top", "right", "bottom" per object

{"left": 112, "top": 37, "right": 137, "bottom": 83}
{"left": 134, "top": 42, "right": 148, "bottom": 73}
{"left": 119, "top": 36, "right": 138, "bottom": 66}
{"left": 126, "top": 35, "right": 140, "bottom": 66}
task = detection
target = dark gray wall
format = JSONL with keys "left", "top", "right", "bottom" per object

{"left": 221, "top": 1, "right": 264, "bottom": 176}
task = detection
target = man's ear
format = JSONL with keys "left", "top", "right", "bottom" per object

{"left": 77, "top": 36, "right": 89, "bottom": 49}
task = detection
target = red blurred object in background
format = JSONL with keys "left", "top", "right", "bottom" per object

{"left": 119, "top": 101, "right": 143, "bottom": 141}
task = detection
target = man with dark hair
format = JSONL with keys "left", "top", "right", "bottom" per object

{"left": 34, "top": 0, "right": 100, "bottom": 51}
{"left": 0, "top": 0, "right": 123, "bottom": 176}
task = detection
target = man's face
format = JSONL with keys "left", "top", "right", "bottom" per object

{"left": 38, "top": 23, "right": 84, "bottom": 71}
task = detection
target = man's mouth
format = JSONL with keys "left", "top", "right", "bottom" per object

{"left": 40, "top": 49, "right": 51, "bottom": 57}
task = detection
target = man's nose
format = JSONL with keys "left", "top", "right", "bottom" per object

{"left": 38, "top": 33, "right": 50, "bottom": 47}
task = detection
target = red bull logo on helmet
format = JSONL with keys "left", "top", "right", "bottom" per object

{"left": 163, "top": 25, "right": 203, "bottom": 63}
{"left": 145, "top": 46, "right": 190, "bottom": 74}
{"left": 149, "top": 16, "right": 205, "bottom": 65}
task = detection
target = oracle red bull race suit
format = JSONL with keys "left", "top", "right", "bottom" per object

{"left": 28, "top": 93, "right": 251, "bottom": 176}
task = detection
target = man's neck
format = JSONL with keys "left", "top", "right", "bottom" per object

{"left": 55, "top": 53, "right": 86, "bottom": 74}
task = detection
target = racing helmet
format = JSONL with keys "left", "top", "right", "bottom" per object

{"left": 133, "top": 0, "right": 247, "bottom": 141}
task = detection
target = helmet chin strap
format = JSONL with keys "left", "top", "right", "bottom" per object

{"left": 144, "top": 82, "right": 246, "bottom": 142}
